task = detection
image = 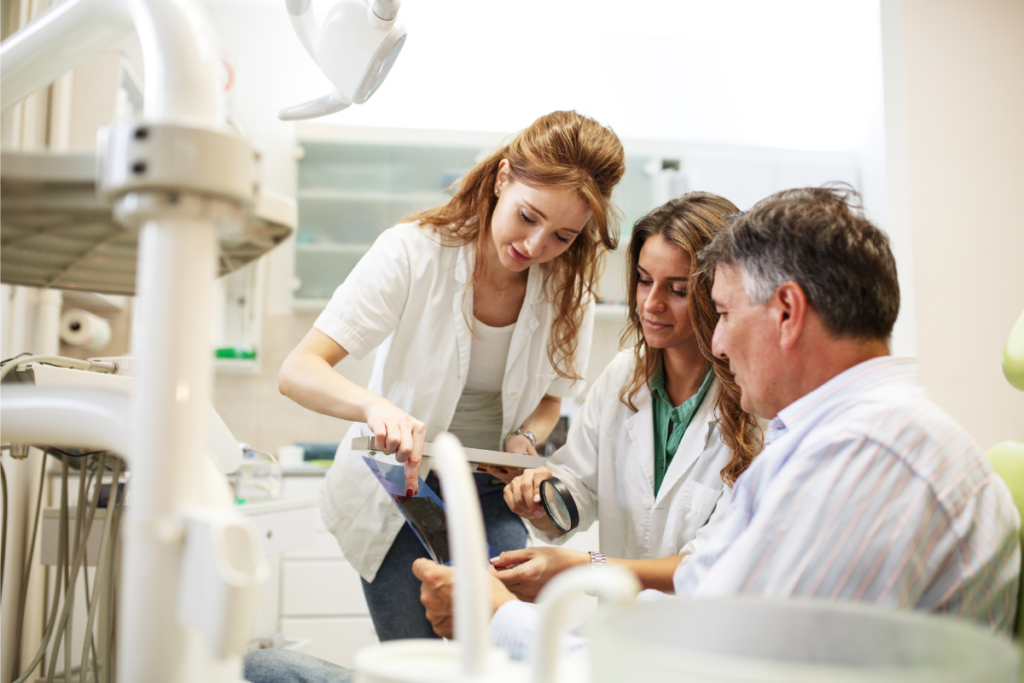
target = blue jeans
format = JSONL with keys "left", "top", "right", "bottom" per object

{"left": 244, "top": 649, "right": 352, "bottom": 683}
{"left": 361, "top": 472, "right": 527, "bottom": 641}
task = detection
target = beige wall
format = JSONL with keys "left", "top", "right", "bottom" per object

{"left": 883, "top": 0, "right": 1024, "bottom": 449}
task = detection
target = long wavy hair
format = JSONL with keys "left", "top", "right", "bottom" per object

{"left": 619, "top": 193, "right": 763, "bottom": 485}
{"left": 409, "top": 111, "right": 625, "bottom": 381}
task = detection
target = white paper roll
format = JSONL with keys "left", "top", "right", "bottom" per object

{"left": 60, "top": 308, "right": 112, "bottom": 350}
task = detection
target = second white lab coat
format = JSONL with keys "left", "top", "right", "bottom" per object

{"left": 543, "top": 350, "right": 731, "bottom": 560}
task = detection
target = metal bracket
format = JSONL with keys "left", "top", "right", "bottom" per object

{"left": 97, "top": 121, "right": 257, "bottom": 210}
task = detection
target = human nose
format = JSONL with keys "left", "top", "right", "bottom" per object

{"left": 523, "top": 228, "right": 543, "bottom": 256}
{"left": 711, "top": 319, "right": 728, "bottom": 359}
{"left": 642, "top": 286, "right": 665, "bottom": 313}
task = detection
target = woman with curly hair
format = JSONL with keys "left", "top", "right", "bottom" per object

{"left": 493, "top": 192, "right": 763, "bottom": 599}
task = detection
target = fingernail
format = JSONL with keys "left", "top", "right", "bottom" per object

{"left": 534, "top": 510, "right": 544, "bottom": 518}
{"left": 489, "top": 557, "right": 500, "bottom": 564}
{"left": 533, "top": 494, "right": 541, "bottom": 503}
{"left": 406, "top": 488, "right": 414, "bottom": 497}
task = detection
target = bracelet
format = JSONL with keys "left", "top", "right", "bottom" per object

{"left": 585, "top": 551, "right": 607, "bottom": 595}
{"left": 503, "top": 428, "right": 536, "bottom": 450}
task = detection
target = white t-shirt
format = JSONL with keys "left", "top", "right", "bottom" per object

{"left": 448, "top": 318, "right": 516, "bottom": 450}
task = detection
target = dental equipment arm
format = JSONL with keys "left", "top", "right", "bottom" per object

{"left": 0, "top": 0, "right": 132, "bottom": 111}
{"left": 279, "top": 0, "right": 407, "bottom": 120}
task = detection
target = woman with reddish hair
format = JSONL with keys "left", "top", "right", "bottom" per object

{"left": 278, "top": 111, "right": 626, "bottom": 639}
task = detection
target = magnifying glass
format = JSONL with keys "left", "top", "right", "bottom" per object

{"left": 538, "top": 477, "right": 580, "bottom": 533}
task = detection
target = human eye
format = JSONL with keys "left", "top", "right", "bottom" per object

{"left": 672, "top": 287, "right": 687, "bottom": 297}
{"left": 637, "top": 275, "right": 652, "bottom": 286}
{"left": 554, "top": 233, "right": 571, "bottom": 244}
{"left": 519, "top": 209, "right": 536, "bottom": 225}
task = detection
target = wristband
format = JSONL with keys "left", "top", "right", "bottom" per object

{"left": 585, "top": 551, "right": 607, "bottom": 596}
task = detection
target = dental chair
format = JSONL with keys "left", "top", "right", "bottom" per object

{"left": 986, "top": 308, "right": 1024, "bottom": 643}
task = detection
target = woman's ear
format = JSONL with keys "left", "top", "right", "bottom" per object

{"left": 495, "top": 159, "right": 511, "bottom": 190}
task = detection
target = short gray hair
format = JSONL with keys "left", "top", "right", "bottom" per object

{"left": 698, "top": 185, "right": 900, "bottom": 341}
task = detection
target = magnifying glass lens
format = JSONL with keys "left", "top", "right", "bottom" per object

{"left": 539, "top": 477, "right": 579, "bottom": 533}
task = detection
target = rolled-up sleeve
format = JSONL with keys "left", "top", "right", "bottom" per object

{"left": 536, "top": 368, "right": 607, "bottom": 545}
{"left": 314, "top": 227, "right": 412, "bottom": 360}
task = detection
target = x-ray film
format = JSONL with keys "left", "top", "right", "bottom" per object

{"left": 363, "top": 456, "right": 495, "bottom": 566}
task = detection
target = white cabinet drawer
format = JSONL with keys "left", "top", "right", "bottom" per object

{"left": 280, "top": 617, "right": 378, "bottom": 670}
{"left": 282, "top": 560, "right": 368, "bottom": 616}
{"left": 240, "top": 499, "right": 318, "bottom": 556}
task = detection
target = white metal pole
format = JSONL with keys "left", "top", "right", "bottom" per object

{"left": 119, "top": 216, "right": 219, "bottom": 683}
{"left": 127, "top": 0, "right": 223, "bottom": 125}
{"left": 0, "top": 0, "right": 132, "bottom": 111}
{"left": 114, "top": 0, "right": 230, "bottom": 676}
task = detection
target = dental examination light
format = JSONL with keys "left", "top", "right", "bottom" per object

{"left": 280, "top": 0, "right": 407, "bottom": 120}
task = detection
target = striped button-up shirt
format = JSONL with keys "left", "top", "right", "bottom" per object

{"left": 491, "top": 356, "right": 1021, "bottom": 660}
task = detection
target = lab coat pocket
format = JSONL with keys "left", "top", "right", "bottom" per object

{"left": 678, "top": 479, "right": 723, "bottom": 518}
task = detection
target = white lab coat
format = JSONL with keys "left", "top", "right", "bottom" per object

{"left": 314, "top": 224, "right": 595, "bottom": 581}
{"left": 542, "top": 350, "right": 731, "bottom": 560}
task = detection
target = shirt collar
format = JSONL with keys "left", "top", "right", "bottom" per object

{"left": 770, "top": 356, "right": 919, "bottom": 438}
{"left": 650, "top": 364, "right": 714, "bottom": 413}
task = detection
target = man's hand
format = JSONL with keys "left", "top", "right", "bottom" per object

{"left": 490, "top": 547, "right": 589, "bottom": 602}
{"left": 412, "top": 559, "right": 456, "bottom": 637}
{"left": 412, "top": 558, "right": 518, "bottom": 638}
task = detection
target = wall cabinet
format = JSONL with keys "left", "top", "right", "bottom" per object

{"left": 292, "top": 124, "right": 859, "bottom": 314}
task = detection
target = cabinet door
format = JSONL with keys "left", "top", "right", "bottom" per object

{"left": 281, "top": 560, "right": 369, "bottom": 616}
{"left": 293, "top": 141, "right": 480, "bottom": 307}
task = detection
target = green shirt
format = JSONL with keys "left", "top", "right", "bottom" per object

{"left": 650, "top": 367, "right": 714, "bottom": 497}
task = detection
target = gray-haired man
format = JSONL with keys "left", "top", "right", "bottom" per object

{"left": 464, "top": 186, "right": 1020, "bottom": 659}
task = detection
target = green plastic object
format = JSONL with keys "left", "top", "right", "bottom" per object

{"left": 214, "top": 346, "right": 257, "bottom": 359}
{"left": 1006, "top": 309, "right": 1024, "bottom": 392}
{"left": 986, "top": 439, "right": 1024, "bottom": 639}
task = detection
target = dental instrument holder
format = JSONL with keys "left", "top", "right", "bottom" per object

{"left": 280, "top": 0, "right": 407, "bottom": 120}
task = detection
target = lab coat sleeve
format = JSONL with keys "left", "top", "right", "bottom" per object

{"left": 677, "top": 484, "right": 732, "bottom": 558}
{"left": 313, "top": 226, "right": 413, "bottom": 360}
{"left": 535, "top": 361, "right": 613, "bottom": 544}
{"left": 545, "top": 296, "right": 596, "bottom": 398}
{"left": 490, "top": 600, "right": 589, "bottom": 662}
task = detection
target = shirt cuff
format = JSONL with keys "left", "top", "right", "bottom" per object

{"left": 490, "top": 600, "right": 541, "bottom": 661}
{"left": 489, "top": 599, "right": 590, "bottom": 662}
